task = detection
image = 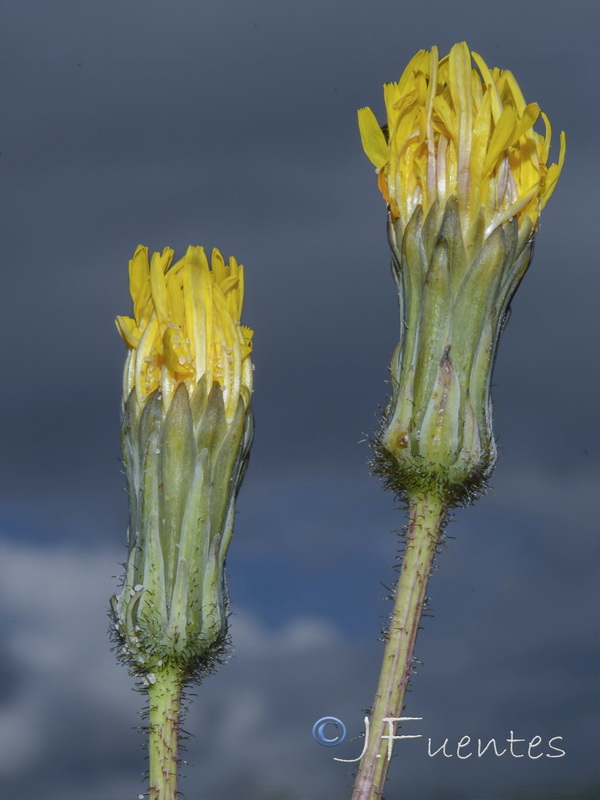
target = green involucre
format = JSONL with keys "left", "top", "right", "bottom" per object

{"left": 376, "top": 198, "right": 534, "bottom": 505}
{"left": 111, "top": 379, "right": 253, "bottom": 679}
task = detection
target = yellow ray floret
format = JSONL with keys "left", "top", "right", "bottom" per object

{"left": 358, "top": 42, "right": 565, "bottom": 235}
{"left": 116, "top": 245, "right": 253, "bottom": 417}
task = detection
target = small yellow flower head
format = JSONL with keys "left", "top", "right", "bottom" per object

{"left": 360, "top": 44, "right": 565, "bottom": 503}
{"left": 116, "top": 245, "right": 253, "bottom": 419}
{"left": 112, "top": 244, "right": 255, "bottom": 674}
{"left": 358, "top": 42, "right": 565, "bottom": 239}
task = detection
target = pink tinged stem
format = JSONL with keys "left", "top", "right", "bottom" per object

{"left": 351, "top": 494, "right": 446, "bottom": 800}
{"left": 148, "top": 666, "right": 182, "bottom": 800}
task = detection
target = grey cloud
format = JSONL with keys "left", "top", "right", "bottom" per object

{"left": 0, "top": 0, "right": 598, "bottom": 797}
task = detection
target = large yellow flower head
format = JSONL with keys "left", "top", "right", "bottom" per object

{"left": 358, "top": 42, "right": 565, "bottom": 239}
{"left": 116, "top": 245, "right": 253, "bottom": 419}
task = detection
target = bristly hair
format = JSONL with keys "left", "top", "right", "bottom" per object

{"left": 369, "top": 404, "right": 492, "bottom": 510}
{"left": 108, "top": 600, "right": 232, "bottom": 688}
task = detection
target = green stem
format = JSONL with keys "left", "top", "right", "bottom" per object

{"left": 148, "top": 665, "right": 182, "bottom": 800}
{"left": 351, "top": 493, "right": 446, "bottom": 800}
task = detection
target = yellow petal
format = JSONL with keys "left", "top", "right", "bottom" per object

{"left": 397, "top": 50, "right": 429, "bottom": 95}
{"left": 115, "top": 315, "right": 141, "bottom": 348}
{"left": 117, "top": 243, "right": 252, "bottom": 412}
{"left": 541, "top": 131, "right": 566, "bottom": 209}
{"left": 357, "top": 107, "right": 389, "bottom": 169}
{"left": 211, "top": 248, "right": 227, "bottom": 284}
{"left": 383, "top": 82, "right": 401, "bottom": 129}
{"left": 134, "top": 313, "right": 161, "bottom": 401}
{"left": 149, "top": 249, "right": 174, "bottom": 329}
{"left": 129, "top": 246, "right": 149, "bottom": 305}
{"left": 130, "top": 247, "right": 151, "bottom": 326}
{"left": 540, "top": 111, "right": 553, "bottom": 164}
{"left": 482, "top": 105, "right": 518, "bottom": 176}
{"left": 470, "top": 51, "right": 503, "bottom": 122}
{"left": 359, "top": 43, "right": 564, "bottom": 226}
{"left": 498, "top": 70, "right": 526, "bottom": 113}
{"left": 513, "top": 103, "right": 540, "bottom": 141}
{"left": 165, "top": 266, "right": 185, "bottom": 328}
{"left": 183, "top": 246, "right": 212, "bottom": 382}
{"left": 163, "top": 326, "right": 195, "bottom": 377}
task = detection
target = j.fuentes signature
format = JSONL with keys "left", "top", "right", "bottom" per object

{"left": 312, "top": 716, "right": 566, "bottom": 762}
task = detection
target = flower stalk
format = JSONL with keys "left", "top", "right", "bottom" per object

{"left": 148, "top": 666, "right": 182, "bottom": 800}
{"left": 110, "top": 245, "right": 254, "bottom": 799}
{"left": 352, "top": 494, "right": 446, "bottom": 800}
{"left": 354, "top": 42, "right": 564, "bottom": 798}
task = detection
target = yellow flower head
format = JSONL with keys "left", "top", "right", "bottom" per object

{"left": 116, "top": 245, "right": 253, "bottom": 418}
{"left": 358, "top": 42, "right": 565, "bottom": 238}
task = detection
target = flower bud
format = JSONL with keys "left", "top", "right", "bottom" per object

{"left": 358, "top": 43, "right": 565, "bottom": 503}
{"left": 111, "top": 245, "right": 253, "bottom": 676}
{"left": 379, "top": 201, "right": 533, "bottom": 502}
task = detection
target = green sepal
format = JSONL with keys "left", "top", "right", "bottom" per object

{"left": 190, "top": 374, "right": 209, "bottom": 425}
{"left": 171, "top": 447, "right": 211, "bottom": 646}
{"left": 376, "top": 197, "right": 538, "bottom": 505}
{"left": 138, "top": 389, "right": 163, "bottom": 468}
{"left": 137, "top": 391, "right": 168, "bottom": 640}
{"left": 196, "top": 382, "right": 227, "bottom": 455}
{"left": 209, "top": 396, "right": 246, "bottom": 536}
{"left": 159, "top": 383, "right": 195, "bottom": 600}
{"left": 412, "top": 232, "right": 452, "bottom": 434}
{"left": 420, "top": 199, "right": 443, "bottom": 263}
{"left": 419, "top": 347, "right": 461, "bottom": 465}
{"left": 111, "top": 380, "right": 253, "bottom": 679}
{"left": 438, "top": 199, "right": 467, "bottom": 297}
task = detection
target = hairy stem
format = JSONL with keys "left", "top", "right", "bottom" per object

{"left": 351, "top": 493, "right": 446, "bottom": 800}
{"left": 148, "top": 665, "right": 182, "bottom": 800}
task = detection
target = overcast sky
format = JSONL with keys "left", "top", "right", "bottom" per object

{"left": 0, "top": 1, "right": 599, "bottom": 799}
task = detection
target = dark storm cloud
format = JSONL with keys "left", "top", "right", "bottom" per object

{"left": 0, "top": 0, "right": 598, "bottom": 798}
